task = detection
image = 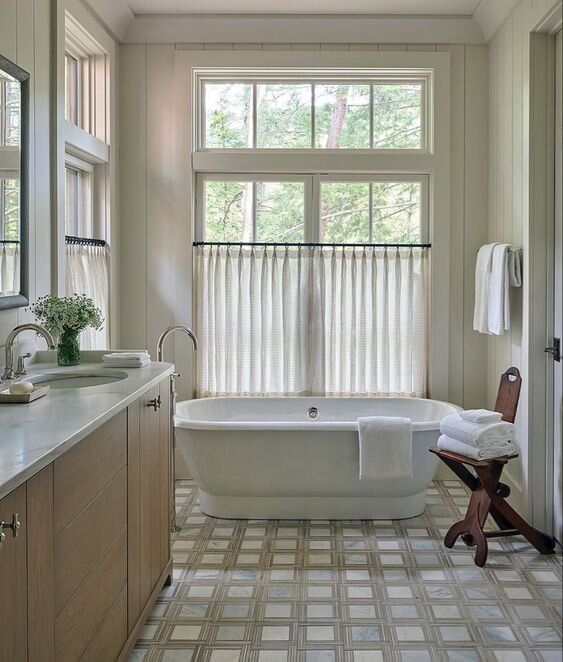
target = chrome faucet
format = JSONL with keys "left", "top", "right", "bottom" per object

{"left": 157, "top": 325, "right": 198, "bottom": 362}
{"left": 2, "top": 323, "right": 56, "bottom": 381}
{"left": 156, "top": 325, "right": 198, "bottom": 533}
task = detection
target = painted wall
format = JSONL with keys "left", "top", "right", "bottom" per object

{"left": 486, "top": 0, "right": 561, "bottom": 519}
{"left": 0, "top": 0, "right": 52, "bottom": 347}
{"left": 119, "top": 41, "right": 489, "bottom": 414}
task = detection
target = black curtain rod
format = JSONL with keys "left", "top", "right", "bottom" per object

{"left": 65, "top": 235, "right": 107, "bottom": 247}
{"left": 0, "top": 239, "right": 20, "bottom": 244}
{"left": 193, "top": 241, "right": 431, "bottom": 248}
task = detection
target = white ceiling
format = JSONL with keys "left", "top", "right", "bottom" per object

{"left": 125, "top": 0, "right": 482, "bottom": 16}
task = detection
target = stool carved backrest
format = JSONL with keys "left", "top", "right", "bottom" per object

{"left": 494, "top": 366, "right": 522, "bottom": 424}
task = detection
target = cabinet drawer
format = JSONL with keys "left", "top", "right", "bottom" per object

{"left": 55, "top": 529, "right": 127, "bottom": 661}
{"left": 81, "top": 585, "right": 127, "bottom": 662}
{"left": 54, "top": 411, "right": 126, "bottom": 536}
{"left": 55, "top": 468, "right": 127, "bottom": 614}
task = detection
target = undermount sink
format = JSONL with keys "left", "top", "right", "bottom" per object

{"left": 29, "top": 370, "right": 128, "bottom": 389}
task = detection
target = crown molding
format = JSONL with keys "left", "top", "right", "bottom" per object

{"left": 82, "top": 0, "right": 135, "bottom": 41}
{"left": 472, "top": 0, "right": 519, "bottom": 41}
{"left": 123, "top": 14, "right": 485, "bottom": 44}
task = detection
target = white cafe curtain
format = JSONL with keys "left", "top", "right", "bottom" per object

{"left": 0, "top": 242, "right": 20, "bottom": 296}
{"left": 196, "top": 245, "right": 428, "bottom": 398}
{"left": 65, "top": 242, "right": 110, "bottom": 349}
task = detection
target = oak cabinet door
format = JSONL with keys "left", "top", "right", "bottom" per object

{"left": 128, "top": 381, "right": 171, "bottom": 633}
{"left": 0, "top": 484, "right": 27, "bottom": 661}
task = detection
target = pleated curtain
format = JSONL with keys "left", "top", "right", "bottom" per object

{"left": 0, "top": 243, "right": 20, "bottom": 296}
{"left": 196, "top": 245, "right": 428, "bottom": 398}
{"left": 65, "top": 242, "right": 110, "bottom": 349}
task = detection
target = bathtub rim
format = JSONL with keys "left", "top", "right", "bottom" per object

{"left": 174, "top": 396, "right": 462, "bottom": 432}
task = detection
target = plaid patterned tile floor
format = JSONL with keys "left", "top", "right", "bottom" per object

{"left": 129, "top": 480, "right": 562, "bottom": 662}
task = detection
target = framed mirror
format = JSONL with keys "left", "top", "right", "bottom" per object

{"left": 0, "top": 54, "right": 29, "bottom": 309}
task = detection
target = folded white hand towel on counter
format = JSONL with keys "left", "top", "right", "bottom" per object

{"left": 358, "top": 416, "right": 412, "bottom": 480}
{"left": 439, "top": 412, "right": 514, "bottom": 448}
{"left": 103, "top": 351, "right": 151, "bottom": 367}
{"left": 438, "top": 435, "right": 516, "bottom": 460}
{"left": 459, "top": 409, "right": 503, "bottom": 424}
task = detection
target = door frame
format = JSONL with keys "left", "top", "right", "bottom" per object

{"left": 528, "top": 7, "right": 562, "bottom": 532}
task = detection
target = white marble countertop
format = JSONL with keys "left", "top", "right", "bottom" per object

{"left": 0, "top": 354, "right": 174, "bottom": 500}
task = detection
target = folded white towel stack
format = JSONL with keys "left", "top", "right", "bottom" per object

{"left": 473, "top": 243, "right": 522, "bottom": 336}
{"left": 358, "top": 416, "right": 412, "bottom": 480}
{"left": 103, "top": 351, "right": 151, "bottom": 368}
{"left": 437, "top": 435, "right": 516, "bottom": 461}
{"left": 438, "top": 410, "right": 516, "bottom": 460}
{"left": 439, "top": 412, "right": 514, "bottom": 448}
{"left": 459, "top": 409, "right": 503, "bottom": 424}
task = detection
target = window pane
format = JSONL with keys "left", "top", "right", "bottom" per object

{"left": 65, "top": 165, "right": 92, "bottom": 237}
{"left": 204, "top": 83, "right": 252, "bottom": 149}
{"left": 371, "top": 181, "right": 421, "bottom": 242}
{"left": 0, "top": 75, "right": 20, "bottom": 147}
{"left": 0, "top": 179, "right": 20, "bottom": 241}
{"left": 255, "top": 182, "right": 305, "bottom": 242}
{"left": 373, "top": 83, "right": 422, "bottom": 149}
{"left": 256, "top": 84, "right": 311, "bottom": 148}
{"left": 320, "top": 182, "right": 370, "bottom": 243}
{"left": 204, "top": 180, "right": 253, "bottom": 241}
{"left": 65, "top": 53, "right": 79, "bottom": 125}
{"left": 314, "top": 84, "right": 370, "bottom": 149}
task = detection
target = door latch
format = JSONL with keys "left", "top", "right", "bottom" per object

{"left": 544, "top": 337, "right": 560, "bottom": 362}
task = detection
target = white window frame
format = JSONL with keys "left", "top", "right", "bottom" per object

{"left": 197, "top": 73, "right": 430, "bottom": 153}
{"left": 56, "top": 0, "right": 117, "bottom": 347}
{"left": 175, "top": 49, "right": 451, "bottom": 399}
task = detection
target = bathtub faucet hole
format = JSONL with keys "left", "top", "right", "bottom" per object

{"left": 307, "top": 407, "right": 319, "bottom": 420}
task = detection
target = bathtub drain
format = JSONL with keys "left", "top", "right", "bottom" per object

{"left": 307, "top": 407, "right": 319, "bottom": 420}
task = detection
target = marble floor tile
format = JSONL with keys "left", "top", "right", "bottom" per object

{"left": 129, "top": 480, "right": 561, "bottom": 661}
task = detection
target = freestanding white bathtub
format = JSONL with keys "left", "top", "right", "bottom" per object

{"left": 175, "top": 397, "right": 461, "bottom": 520}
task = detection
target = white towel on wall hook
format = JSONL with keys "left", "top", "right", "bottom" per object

{"left": 473, "top": 243, "right": 521, "bottom": 336}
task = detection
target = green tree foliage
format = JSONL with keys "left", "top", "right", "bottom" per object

{"left": 203, "top": 81, "right": 422, "bottom": 243}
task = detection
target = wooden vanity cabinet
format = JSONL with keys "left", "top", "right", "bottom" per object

{"left": 0, "top": 376, "right": 172, "bottom": 662}
{"left": 0, "top": 484, "right": 27, "bottom": 662}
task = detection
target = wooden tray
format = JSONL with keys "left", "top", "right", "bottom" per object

{"left": 0, "top": 384, "right": 50, "bottom": 403}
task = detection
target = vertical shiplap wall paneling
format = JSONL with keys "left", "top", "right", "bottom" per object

{"left": 146, "top": 44, "right": 177, "bottom": 356}
{"left": 31, "top": 0, "right": 51, "bottom": 309}
{"left": 463, "top": 45, "right": 489, "bottom": 408}
{"left": 0, "top": 0, "right": 52, "bottom": 346}
{"left": 119, "top": 45, "right": 148, "bottom": 350}
{"left": 118, "top": 40, "right": 489, "bottom": 416}
{"left": 486, "top": 0, "right": 560, "bottom": 516}
{"left": 438, "top": 44, "right": 465, "bottom": 407}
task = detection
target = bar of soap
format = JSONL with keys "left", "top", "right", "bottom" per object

{"left": 9, "top": 381, "right": 34, "bottom": 395}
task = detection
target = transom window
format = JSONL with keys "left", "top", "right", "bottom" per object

{"left": 198, "top": 71, "right": 429, "bottom": 152}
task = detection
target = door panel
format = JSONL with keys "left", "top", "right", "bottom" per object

{"left": 0, "top": 485, "right": 27, "bottom": 662}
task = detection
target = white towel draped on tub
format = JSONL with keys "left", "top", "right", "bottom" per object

{"left": 358, "top": 416, "right": 412, "bottom": 480}
{"left": 473, "top": 243, "right": 521, "bottom": 335}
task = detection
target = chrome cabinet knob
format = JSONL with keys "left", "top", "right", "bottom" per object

{"left": 0, "top": 514, "right": 21, "bottom": 550}
{"left": 147, "top": 396, "right": 161, "bottom": 411}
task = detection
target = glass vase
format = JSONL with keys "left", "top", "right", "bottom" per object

{"left": 57, "top": 328, "right": 80, "bottom": 366}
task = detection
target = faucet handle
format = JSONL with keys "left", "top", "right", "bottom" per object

{"left": 15, "top": 353, "right": 32, "bottom": 377}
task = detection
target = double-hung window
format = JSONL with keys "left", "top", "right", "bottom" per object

{"left": 63, "top": 13, "right": 111, "bottom": 349}
{"left": 190, "top": 62, "right": 445, "bottom": 398}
